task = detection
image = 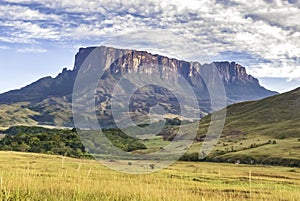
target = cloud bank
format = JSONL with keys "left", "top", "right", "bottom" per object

{"left": 0, "top": 0, "right": 299, "bottom": 79}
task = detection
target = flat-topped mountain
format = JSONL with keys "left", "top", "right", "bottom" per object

{"left": 0, "top": 46, "right": 277, "bottom": 127}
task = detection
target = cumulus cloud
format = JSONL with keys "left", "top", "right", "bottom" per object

{"left": 16, "top": 47, "right": 47, "bottom": 53}
{"left": 0, "top": 0, "right": 299, "bottom": 79}
{"left": 103, "top": 29, "right": 211, "bottom": 63}
{"left": 0, "top": 4, "right": 60, "bottom": 21}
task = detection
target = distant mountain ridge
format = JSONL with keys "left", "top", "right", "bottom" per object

{"left": 0, "top": 46, "right": 277, "bottom": 127}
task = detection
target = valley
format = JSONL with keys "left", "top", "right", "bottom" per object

{"left": 0, "top": 46, "right": 299, "bottom": 200}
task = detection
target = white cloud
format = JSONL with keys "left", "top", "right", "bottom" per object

{"left": 1, "top": 0, "right": 300, "bottom": 79}
{"left": 16, "top": 47, "right": 47, "bottom": 53}
{"left": 249, "top": 60, "right": 300, "bottom": 79}
{"left": 0, "top": 20, "right": 60, "bottom": 44}
{"left": 103, "top": 29, "right": 211, "bottom": 63}
{"left": 0, "top": 4, "right": 60, "bottom": 21}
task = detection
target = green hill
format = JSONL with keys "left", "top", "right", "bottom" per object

{"left": 184, "top": 87, "right": 300, "bottom": 166}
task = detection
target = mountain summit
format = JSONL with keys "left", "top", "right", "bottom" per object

{"left": 0, "top": 46, "right": 277, "bottom": 127}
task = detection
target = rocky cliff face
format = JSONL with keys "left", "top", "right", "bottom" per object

{"left": 74, "top": 46, "right": 198, "bottom": 81}
{"left": 74, "top": 47, "right": 255, "bottom": 84}
{"left": 73, "top": 46, "right": 276, "bottom": 102}
{"left": 0, "top": 46, "right": 277, "bottom": 127}
{"left": 214, "top": 61, "right": 258, "bottom": 84}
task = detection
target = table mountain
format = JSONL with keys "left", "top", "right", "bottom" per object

{"left": 0, "top": 46, "right": 277, "bottom": 127}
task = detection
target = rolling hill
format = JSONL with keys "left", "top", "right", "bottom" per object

{"left": 184, "top": 87, "right": 300, "bottom": 166}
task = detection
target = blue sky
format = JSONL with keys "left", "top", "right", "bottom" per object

{"left": 0, "top": 0, "right": 300, "bottom": 93}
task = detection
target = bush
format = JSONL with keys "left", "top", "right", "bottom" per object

{"left": 179, "top": 153, "right": 200, "bottom": 161}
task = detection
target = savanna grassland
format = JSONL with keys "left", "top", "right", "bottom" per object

{"left": 0, "top": 151, "right": 299, "bottom": 201}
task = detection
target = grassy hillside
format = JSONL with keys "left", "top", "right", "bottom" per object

{"left": 0, "top": 102, "right": 39, "bottom": 126}
{"left": 185, "top": 87, "right": 300, "bottom": 166}
{"left": 0, "top": 98, "right": 73, "bottom": 127}
{"left": 0, "top": 151, "right": 299, "bottom": 200}
{"left": 220, "top": 87, "right": 300, "bottom": 137}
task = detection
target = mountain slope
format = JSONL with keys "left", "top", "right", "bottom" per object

{"left": 188, "top": 87, "right": 300, "bottom": 166}
{"left": 0, "top": 46, "right": 277, "bottom": 127}
{"left": 218, "top": 86, "right": 300, "bottom": 138}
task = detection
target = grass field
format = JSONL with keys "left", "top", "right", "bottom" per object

{"left": 0, "top": 151, "right": 299, "bottom": 201}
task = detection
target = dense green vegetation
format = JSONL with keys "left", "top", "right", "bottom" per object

{"left": 0, "top": 126, "right": 86, "bottom": 158}
{"left": 0, "top": 126, "right": 146, "bottom": 158}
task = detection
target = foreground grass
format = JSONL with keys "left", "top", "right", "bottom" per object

{"left": 0, "top": 151, "right": 299, "bottom": 201}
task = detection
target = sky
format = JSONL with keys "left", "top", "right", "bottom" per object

{"left": 0, "top": 0, "right": 300, "bottom": 93}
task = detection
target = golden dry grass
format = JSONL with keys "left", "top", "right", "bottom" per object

{"left": 0, "top": 151, "right": 299, "bottom": 201}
